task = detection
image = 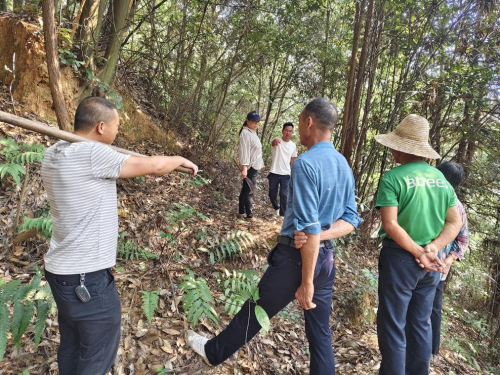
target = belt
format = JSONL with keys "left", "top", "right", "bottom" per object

{"left": 277, "top": 235, "right": 331, "bottom": 248}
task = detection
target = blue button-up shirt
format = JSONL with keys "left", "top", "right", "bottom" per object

{"left": 281, "top": 141, "right": 362, "bottom": 237}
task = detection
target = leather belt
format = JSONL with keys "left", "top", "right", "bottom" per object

{"left": 277, "top": 235, "right": 331, "bottom": 248}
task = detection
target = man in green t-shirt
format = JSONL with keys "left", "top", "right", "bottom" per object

{"left": 374, "top": 114, "right": 462, "bottom": 375}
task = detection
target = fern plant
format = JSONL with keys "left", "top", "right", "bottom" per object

{"left": 141, "top": 290, "right": 160, "bottom": 324}
{"left": 18, "top": 216, "right": 53, "bottom": 240}
{"left": 0, "top": 137, "right": 45, "bottom": 186}
{"left": 0, "top": 268, "right": 55, "bottom": 360}
{"left": 117, "top": 232, "right": 158, "bottom": 261}
{"left": 179, "top": 268, "right": 218, "bottom": 328}
{"left": 216, "top": 268, "right": 270, "bottom": 334}
{"left": 198, "top": 230, "right": 255, "bottom": 265}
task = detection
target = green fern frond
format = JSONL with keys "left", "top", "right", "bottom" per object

{"left": 18, "top": 217, "right": 53, "bottom": 240}
{"left": 14, "top": 301, "right": 34, "bottom": 350}
{"left": 180, "top": 269, "right": 218, "bottom": 328}
{"left": 11, "top": 300, "right": 25, "bottom": 350}
{"left": 0, "top": 163, "right": 26, "bottom": 185}
{"left": 141, "top": 291, "right": 159, "bottom": 324}
{"left": 0, "top": 303, "right": 9, "bottom": 360}
{"left": 34, "top": 300, "right": 48, "bottom": 345}
{"left": 0, "top": 279, "right": 22, "bottom": 303}
{"left": 0, "top": 137, "right": 20, "bottom": 158}
{"left": 11, "top": 151, "right": 45, "bottom": 165}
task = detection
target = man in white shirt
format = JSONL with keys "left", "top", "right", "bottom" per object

{"left": 268, "top": 122, "right": 298, "bottom": 216}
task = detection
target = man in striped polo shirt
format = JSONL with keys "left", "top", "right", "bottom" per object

{"left": 41, "top": 97, "right": 198, "bottom": 375}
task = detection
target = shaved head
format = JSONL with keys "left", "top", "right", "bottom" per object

{"left": 74, "top": 97, "right": 117, "bottom": 133}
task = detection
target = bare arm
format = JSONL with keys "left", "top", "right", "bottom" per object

{"left": 423, "top": 206, "right": 462, "bottom": 253}
{"left": 290, "top": 156, "right": 297, "bottom": 165}
{"left": 119, "top": 155, "right": 198, "bottom": 178}
{"left": 380, "top": 206, "right": 423, "bottom": 258}
{"left": 295, "top": 233, "right": 320, "bottom": 310}
{"left": 294, "top": 219, "right": 354, "bottom": 249}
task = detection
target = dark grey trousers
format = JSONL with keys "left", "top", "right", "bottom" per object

{"left": 45, "top": 268, "right": 121, "bottom": 375}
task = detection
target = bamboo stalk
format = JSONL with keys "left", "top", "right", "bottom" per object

{"left": 0, "top": 110, "right": 193, "bottom": 174}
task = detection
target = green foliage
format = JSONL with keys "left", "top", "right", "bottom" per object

{"left": 0, "top": 268, "right": 54, "bottom": 360}
{"left": 180, "top": 173, "right": 211, "bottom": 189}
{"left": 0, "top": 137, "right": 45, "bottom": 186}
{"left": 156, "top": 367, "right": 173, "bottom": 374}
{"left": 58, "top": 48, "right": 84, "bottom": 71}
{"left": 198, "top": 230, "right": 255, "bottom": 265}
{"left": 18, "top": 216, "right": 53, "bottom": 240}
{"left": 216, "top": 268, "right": 270, "bottom": 334}
{"left": 141, "top": 290, "right": 160, "bottom": 324}
{"left": 117, "top": 231, "right": 158, "bottom": 261}
{"left": 179, "top": 268, "right": 218, "bottom": 328}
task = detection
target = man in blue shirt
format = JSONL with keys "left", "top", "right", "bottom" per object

{"left": 186, "top": 98, "right": 361, "bottom": 374}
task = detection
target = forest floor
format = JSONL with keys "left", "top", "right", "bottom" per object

{"left": 0, "top": 86, "right": 489, "bottom": 374}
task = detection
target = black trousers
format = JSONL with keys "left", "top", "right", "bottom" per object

{"left": 204, "top": 242, "right": 336, "bottom": 374}
{"left": 431, "top": 280, "right": 446, "bottom": 355}
{"left": 267, "top": 173, "right": 291, "bottom": 216}
{"left": 45, "top": 268, "right": 121, "bottom": 375}
{"left": 238, "top": 167, "right": 258, "bottom": 217}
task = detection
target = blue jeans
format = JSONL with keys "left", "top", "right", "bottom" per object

{"left": 268, "top": 173, "right": 291, "bottom": 216}
{"left": 205, "top": 242, "right": 336, "bottom": 374}
{"left": 431, "top": 280, "right": 445, "bottom": 355}
{"left": 377, "top": 242, "right": 440, "bottom": 375}
{"left": 45, "top": 269, "right": 121, "bottom": 375}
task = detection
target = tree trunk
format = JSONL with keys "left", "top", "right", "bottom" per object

{"left": 98, "top": 0, "right": 133, "bottom": 85}
{"left": 0, "top": 0, "right": 8, "bottom": 12}
{"left": 339, "top": 0, "right": 365, "bottom": 161}
{"left": 42, "top": 0, "right": 72, "bottom": 132}
{"left": 75, "top": 0, "right": 106, "bottom": 63}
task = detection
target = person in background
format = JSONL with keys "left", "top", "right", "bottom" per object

{"left": 268, "top": 122, "right": 298, "bottom": 217}
{"left": 374, "top": 114, "right": 462, "bottom": 375}
{"left": 431, "top": 162, "right": 469, "bottom": 356}
{"left": 238, "top": 111, "right": 264, "bottom": 219}
{"left": 186, "top": 98, "right": 361, "bottom": 374}
{"left": 42, "top": 97, "right": 198, "bottom": 375}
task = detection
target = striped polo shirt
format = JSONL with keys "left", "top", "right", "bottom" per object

{"left": 41, "top": 141, "right": 129, "bottom": 275}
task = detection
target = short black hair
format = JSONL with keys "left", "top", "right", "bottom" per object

{"left": 437, "top": 162, "right": 464, "bottom": 188}
{"left": 282, "top": 122, "right": 293, "bottom": 130}
{"left": 302, "top": 97, "right": 338, "bottom": 131}
{"left": 74, "top": 97, "right": 117, "bottom": 132}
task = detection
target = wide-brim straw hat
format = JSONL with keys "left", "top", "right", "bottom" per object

{"left": 374, "top": 114, "right": 440, "bottom": 159}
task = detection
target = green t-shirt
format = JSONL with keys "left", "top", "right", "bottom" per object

{"left": 376, "top": 161, "right": 456, "bottom": 246}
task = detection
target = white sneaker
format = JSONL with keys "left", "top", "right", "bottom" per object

{"left": 275, "top": 209, "right": 280, "bottom": 217}
{"left": 186, "top": 330, "right": 212, "bottom": 366}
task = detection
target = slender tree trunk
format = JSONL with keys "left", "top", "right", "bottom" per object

{"left": 98, "top": 0, "right": 133, "bottom": 85}
{"left": 340, "top": 0, "right": 365, "bottom": 160}
{"left": 42, "top": 0, "right": 72, "bottom": 132}
{"left": 0, "top": 0, "right": 8, "bottom": 12}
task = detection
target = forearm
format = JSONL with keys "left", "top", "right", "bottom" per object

{"left": 320, "top": 219, "right": 355, "bottom": 241}
{"left": 151, "top": 156, "right": 187, "bottom": 176}
{"left": 300, "top": 233, "right": 320, "bottom": 285}
{"left": 430, "top": 220, "right": 461, "bottom": 250}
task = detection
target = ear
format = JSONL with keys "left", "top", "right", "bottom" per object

{"left": 96, "top": 121, "right": 105, "bottom": 135}
{"left": 307, "top": 116, "right": 314, "bottom": 131}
